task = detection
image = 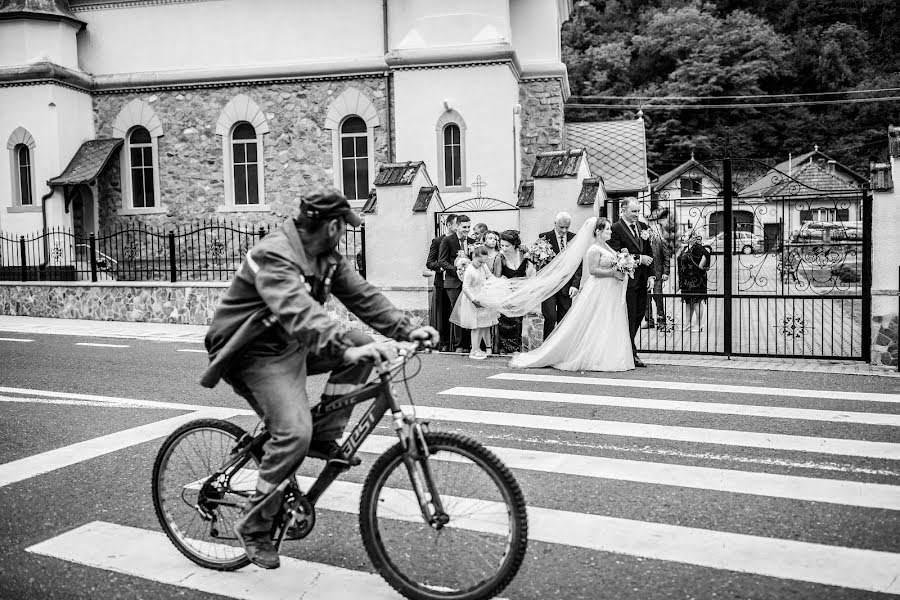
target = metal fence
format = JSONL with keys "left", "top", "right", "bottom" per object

{"left": 0, "top": 220, "right": 366, "bottom": 282}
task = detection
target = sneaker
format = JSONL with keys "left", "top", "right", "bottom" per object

{"left": 469, "top": 350, "right": 487, "bottom": 360}
{"left": 233, "top": 520, "right": 280, "bottom": 569}
{"left": 308, "top": 439, "right": 361, "bottom": 466}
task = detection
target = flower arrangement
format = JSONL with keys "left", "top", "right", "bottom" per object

{"left": 454, "top": 252, "right": 471, "bottom": 282}
{"left": 524, "top": 237, "right": 556, "bottom": 271}
{"left": 614, "top": 250, "right": 638, "bottom": 303}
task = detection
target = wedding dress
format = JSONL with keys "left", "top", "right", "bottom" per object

{"left": 509, "top": 243, "right": 635, "bottom": 372}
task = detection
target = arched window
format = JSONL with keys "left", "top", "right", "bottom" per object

{"left": 435, "top": 110, "right": 467, "bottom": 192}
{"left": 340, "top": 116, "right": 369, "bottom": 202}
{"left": 128, "top": 127, "right": 155, "bottom": 208}
{"left": 442, "top": 124, "right": 462, "bottom": 187}
{"left": 15, "top": 144, "right": 33, "bottom": 206}
{"left": 231, "top": 122, "right": 259, "bottom": 205}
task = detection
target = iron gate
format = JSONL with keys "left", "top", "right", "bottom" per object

{"left": 612, "top": 156, "right": 871, "bottom": 360}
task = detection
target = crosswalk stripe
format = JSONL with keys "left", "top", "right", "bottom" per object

{"left": 295, "top": 476, "right": 900, "bottom": 595}
{"left": 0, "top": 409, "right": 240, "bottom": 488}
{"left": 75, "top": 342, "right": 130, "bottom": 348}
{"left": 26, "top": 521, "right": 406, "bottom": 600}
{"left": 354, "top": 435, "right": 900, "bottom": 511}
{"left": 0, "top": 386, "right": 255, "bottom": 414}
{"left": 441, "top": 386, "right": 900, "bottom": 427}
{"left": 0, "top": 337, "right": 33, "bottom": 342}
{"left": 490, "top": 373, "right": 900, "bottom": 404}
{"left": 403, "top": 405, "right": 900, "bottom": 460}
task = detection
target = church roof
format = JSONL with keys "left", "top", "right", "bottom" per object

{"left": 516, "top": 180, "right": 534, "bottom": 208}
{"left": 412, "top": 186, "right": 439, "bottom": 212}
{"left": 0, "top": 0, "right": 84, "bottom": 28}
{"left": 48, "top": 138, "right": 122, "bottom": 186}
{"left": 531, "top": 149, "right": 585, "bottom": 178}
{"left": 565, "top": 120, "right": 648, "bottom": 193}
{"left": 576, "top": 177, "right": 602, "bottom": 206}
{"left": 373, "top": 161, "right": 425, "bottom": 186}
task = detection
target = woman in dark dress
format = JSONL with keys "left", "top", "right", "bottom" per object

{"left": 492, "top": 230, "right": 533, "bottom": 353}
{"left": 677, "top": 232, "right": 711, "bottom": 332}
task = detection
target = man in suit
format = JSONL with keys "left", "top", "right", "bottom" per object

{"left": 608, "top": 197, "right": 654, "bottom": 367}
{"left": 425, "top": 214, "right": 456, "bottom": 351}
{"left": 438, "top": 214, "right": 473, "bottom": 352}
{"left": 643, "top": 208, "right": 672, "bottom": 330}
{"left": 539, "top": 212, "right": 582, "bottom": 340}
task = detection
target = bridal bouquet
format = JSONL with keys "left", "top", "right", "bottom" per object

{"left": 524, "top": 237, "right": 556, "bottom": 271}
{"left": 454, "top": 253, "right": 471, "bottom": 282}
{"left": 614, "top": 250, "right": 637, "bottom": 304}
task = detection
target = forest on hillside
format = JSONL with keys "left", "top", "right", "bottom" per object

{"left": 561, "top": 0, "right": 900, "bottom": 176}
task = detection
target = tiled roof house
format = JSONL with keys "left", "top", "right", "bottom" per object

{"left": 565, "top": 118, "right": 649, "bottom": 197}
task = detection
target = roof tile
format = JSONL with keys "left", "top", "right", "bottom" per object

{"left": 373, "top": 161, "right": 424, "bottom": 186}
{"left": 565, "top": 120, "right": 648, "bottom": 192}
{"left": 48, "top": 138, "right": 122, "bottom": 186}
{"left": 531, "top": 149, "right": 584, "bottom": 178}
{"left": 577, "top": 177, "right": 601, "bottom": 205}
{"left": 516, "top": 180, "right": 534, "bottom": 208}
{"left": 412, "top": 186, "right": 437, "bottom": 212}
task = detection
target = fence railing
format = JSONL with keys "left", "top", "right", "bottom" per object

{"left": 0, "top": 220, "right": 366, "bottom": 283}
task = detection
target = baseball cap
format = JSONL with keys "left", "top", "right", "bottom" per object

{"left": 299, "top": 186, "right": 362, "bottom": 227}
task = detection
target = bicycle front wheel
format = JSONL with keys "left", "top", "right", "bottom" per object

{"left": 152, "top": 418, "right": 258, "bottom": 571}
{"left": 359, "top": 431, "right": 528, "bottom": 600}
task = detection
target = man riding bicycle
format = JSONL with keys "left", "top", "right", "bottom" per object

{"left": 202, "top": 187, "right": 439, "bottom": 569}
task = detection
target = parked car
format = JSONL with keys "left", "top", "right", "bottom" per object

{"left": 702, "top": 231, "right": 766, "bottom": 254}
{"left": 797, "top": 221, "right": 857, "bottom": 242}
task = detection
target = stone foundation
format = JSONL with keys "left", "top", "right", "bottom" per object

{"left": 0, "top": 282, "right": 427, "bottom": 337}
{"left": 872, "top": 313, "right": 899, "bottom": 367}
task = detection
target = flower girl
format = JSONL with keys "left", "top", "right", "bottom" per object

{"left": 450, "top": 246, "right": 499, "bottom": 359}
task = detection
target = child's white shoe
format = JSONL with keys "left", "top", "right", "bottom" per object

{"left": 469, "top": 350, "right": 487, "bottom": 360}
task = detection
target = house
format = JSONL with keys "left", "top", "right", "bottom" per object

{"left": 649, "top": 153, "right": 724, "bottom": 239}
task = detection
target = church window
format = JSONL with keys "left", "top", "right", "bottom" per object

{"left": 231, "top": 122, "right": 259, "bottom": 205}
{"left": 435, "top": 110, "right": 467, "bottom": 192}
{"left": 340, "top": 116, "right": 369, "bottom": 202}
{"left": 128, "top": 127, "right": 155, "bottom": 208}
{"left": 15, "top": 145, "right": 33, "bottom": 206}
{"left": 443, "top": 124, "right": 462, "bottom": 187}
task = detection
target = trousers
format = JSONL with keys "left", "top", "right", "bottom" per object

{"left": 224, "top": 329, "right": 373, "bottom": 493}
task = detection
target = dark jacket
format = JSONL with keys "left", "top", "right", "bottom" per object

{"left": 438, "top": 234, "right": 475, "bottom": 289}
{"left": 608, "top": 218, "right": 652, "bottom": 289}
{"left": 201, "top": 221, "right": 416, "bottom": 388}
{"left": 648, "top": 229, "right": 672, "bottom": 280}
{"left": 426, "top": 234, "right": 445, "bottom": 289}
{"left": 538, "top": 228, "right": 582, "bottom": 291}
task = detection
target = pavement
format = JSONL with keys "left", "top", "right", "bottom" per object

{"left": 0, "top": 314, "right": 897, "bottom": 378}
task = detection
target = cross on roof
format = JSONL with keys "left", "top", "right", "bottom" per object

{"left": 471, "top": 175, "right": 487, "bottom": 198}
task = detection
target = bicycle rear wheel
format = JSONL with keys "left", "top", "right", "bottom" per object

{"left": 152, "top": 418, "right": 257, "bottom": 571}
{"left": 359, "top": 431, "right": 528, "bottom": 600}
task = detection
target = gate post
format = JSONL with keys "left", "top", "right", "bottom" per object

{"left": 19, "top": 235, "right": 27, "bottom": 282}
{"left": 861, "top": 188, "right": 872, "bottom": 362}
{"left": 168, "top": 231, "right": 177, "bottom": 283}
{"left": 89, "top": 233, "right": 98, "bottom": 282}
{"left": 722, "top": 156, "right": 733, "bottom": 356}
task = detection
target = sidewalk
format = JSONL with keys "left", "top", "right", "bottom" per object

{"left": 0, "top": 315, "right": 896, "bottom": 378}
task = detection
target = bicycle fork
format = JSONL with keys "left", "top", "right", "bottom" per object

{"left": 392, "top": 412, "right": 449, "bottom": 529}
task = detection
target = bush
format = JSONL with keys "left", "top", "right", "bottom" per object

{"left": 830, "top": 264, "right": 860, "bottom": 283}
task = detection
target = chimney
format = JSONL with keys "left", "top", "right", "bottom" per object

{"left": 889, "top": 125, "right": 900, "bottom": 159}
{"left": 826, "top": 160, "right": 836, "bottom": 175}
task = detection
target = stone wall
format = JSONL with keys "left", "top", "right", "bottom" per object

{"left": 93, "top": 76, "right": 389, "bottom": 230}
{"left": 0, "top": 282, "right": 428, "bottom": 336}
{"left": 518, "top": 79, "right": 565, "bottom": 181}
{"left": 872, "top": 313, "right": 899, "bottom": 368}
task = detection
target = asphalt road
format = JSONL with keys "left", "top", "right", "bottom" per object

{"left": 1, "top": 333, "right": 899, "bottom": 600}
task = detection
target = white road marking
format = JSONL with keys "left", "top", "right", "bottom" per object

{"left": 176, "top": 348, "right": 207, "bottom": 353}
{"left": 0, "top": 409, "right": 240, "bottom": 488}
{"left": 75, "top": 342, "right": 129, "bottom": 348}
{"left": 353, "top": 435, "right": 900, "bottom": 511}
{"left": 295, "top": 477, "right": 900, "bottom": 595}
{"left": 0, "top": 386, "right": 253, "bottom": 413}
{"left": 0, "top": 337, "right": 32, "bottom": 342}
{"left": 403, "top": 405, "right": 900, "bottom": 460}
{"left": 490, "top": 373, "right": 900, "bottom": 404}
{"left": 27, "top": 521, "right": 407, "bottom": 600}
{"left": 441, "top": 386, "right": 900, "bottom": 427}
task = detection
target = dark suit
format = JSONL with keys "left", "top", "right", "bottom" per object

{"left": 426, "top": 234, "right": 450, "bottom": 350}
{"left": 645, "top": 232, "right": 672, "bottom": 326}
{"left": 438, "top": 234, "right": 475, "bottom": 350}
{"left": 539, "top": 229, "right": 582, "bottom": 340}
{"left": 608, "top": 218, "right": 652, "bottom": 355}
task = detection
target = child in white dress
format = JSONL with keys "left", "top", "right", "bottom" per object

{"left": 450, "top": 246, "right": 499, "bottom": 359}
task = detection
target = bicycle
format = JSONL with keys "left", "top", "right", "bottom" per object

{"left": 151, "top": 341, "right": 528, "bottom": 600}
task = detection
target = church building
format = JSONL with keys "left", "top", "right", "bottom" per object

{"left": 0, "top": 0, "right": 576, "bottom": 238}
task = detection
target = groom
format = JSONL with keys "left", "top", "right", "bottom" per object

{"left": 608, "top": 198, "right": 654, "bottom": 368}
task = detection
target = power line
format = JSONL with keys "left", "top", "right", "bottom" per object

{"left": 565, "top": 95, "right": 900, "bottom": 110}
{"left": 569, "top": 86, "right": 900, "bottom": 101}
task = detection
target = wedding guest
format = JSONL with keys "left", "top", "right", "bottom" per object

{"left": 539, "top": 212, "right": 581, "bottom": 340}
{"left": 439, "top": 214, "right": 473, "bottom": 352}
{"left": 642, "top": 209, "right": 672, "bottom": 330}
{"left": 450, "top": 245, "right": 499, "bottom": 360}
{"left": 471, "top": 222, "right": 489, "bottom": 247}
{"left": 493, "top": 230, "right": 534, "bottom": 353}
{"left": 425, "top": 213, "right": 456, "bottom": 351}
{"left": 677, "top": 231, "right": 711, "bottom": 332}
{"left": 483, "top": 230, "right": 501, "bottom": 272}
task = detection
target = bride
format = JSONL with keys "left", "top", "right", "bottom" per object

{"left": 478, "top": 217, "right": 635, "bottom": 372}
